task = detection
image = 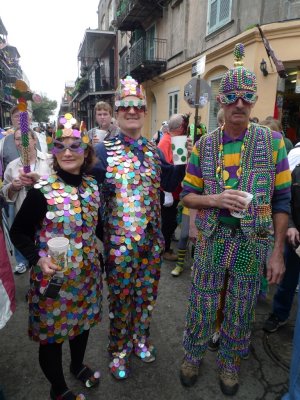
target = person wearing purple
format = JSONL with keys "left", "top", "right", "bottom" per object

{"left": 179, "top": 43, "right": 291, "bottom": 396}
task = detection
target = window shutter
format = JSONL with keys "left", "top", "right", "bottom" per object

{"left": 219, "top": 0, "right": 230, "bottom": 23}
{"left": 209, "top": 0, "right": 217, "bottom": 30}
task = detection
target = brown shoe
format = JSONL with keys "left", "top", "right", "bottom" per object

{"left": 180, "top": 359, "right": 199, "bottom": 387}
{"left": 163, "top": 251, "right": 178, "bottom": 261}
{"left": 219, "top": 370, "right": 239, "bottom": 396}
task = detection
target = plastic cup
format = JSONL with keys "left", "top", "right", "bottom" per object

{"left": 47, "top": 237, "right": 69, "bottom": 271}
{"left": 171, "top": 135, "right": 188, "bottom": 165}
{"left": 93, "top": 129, "right": 107, "bottom": 143}
{"left": 230, "top": 191, "right": 253, "bottom": 218}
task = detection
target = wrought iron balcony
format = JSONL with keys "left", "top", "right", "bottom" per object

{"left": 119, "top": 37, "right": 167, "bottom": 81}
{"left": 116, "top": 0, "right": 171, "bottom": 31}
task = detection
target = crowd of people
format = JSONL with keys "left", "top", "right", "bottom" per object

{"left": 1, "top": 42, "right": 300, "bottom": 399}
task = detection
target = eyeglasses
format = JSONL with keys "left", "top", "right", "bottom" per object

{"left": 53, "top": 139, "right": 85, "bottom": 153}
{"left": 219, "top": 91, "right": 257, "bottom": 105}
{"left": 116, "top": 106, "right": 146, "bottom": 113}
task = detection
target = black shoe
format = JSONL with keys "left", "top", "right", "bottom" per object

{"left": 263, "top": 313, "right": 287, "bottom": 333}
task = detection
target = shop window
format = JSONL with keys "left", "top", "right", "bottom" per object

{"left": 207, "top": 0, "right": 232, "bottom": 35}
{"left": 169, "top": 90, "right": 179, "bottom": 118}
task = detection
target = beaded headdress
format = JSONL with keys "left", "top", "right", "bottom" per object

{"left": 219, "top": 43, "right": 257, "bottom": 94}
{"left": 47, "top": 113, "right": 89, "bottom": 154}
{"left": 115, "top": 75, "right": 147, "bottom": 110}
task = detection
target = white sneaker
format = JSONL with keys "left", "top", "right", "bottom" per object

{"left": 171, "top": 265, "right": 183, "bottom": 277}
{"left": 15, "top": 263, "right": 27, "bottom": 274}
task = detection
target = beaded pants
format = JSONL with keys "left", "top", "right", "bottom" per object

{"left": 105, "top": 233, "right": 162, "bottom": 355}
{"left": 183, "top": 223, "right": 270, "bottom": 374}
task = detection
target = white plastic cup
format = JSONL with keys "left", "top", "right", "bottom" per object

{"left": 230, "top": 191, "right": 253, "bottom": 218}
{"left": 47, "top": 237, "right": 69, "bottom": 271}
{"left": 171, "top": 136, "right": 188, "bottom": 165}
{"left": 93, "top": 129, "right": 107, "bottom": 143}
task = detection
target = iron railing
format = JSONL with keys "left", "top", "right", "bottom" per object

{"left": 130, "top": 37, "right": 167, "bottom": 71}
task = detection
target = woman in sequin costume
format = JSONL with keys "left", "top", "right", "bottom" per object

{"left": 10, "top": 115, "right": 102, "bottom": 400}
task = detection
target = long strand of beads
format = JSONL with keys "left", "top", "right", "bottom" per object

{"left": 20, "top": 111, "right": 31, "bottom": 173}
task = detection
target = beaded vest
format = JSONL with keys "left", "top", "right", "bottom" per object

{"left": 34, "top": 174, "right": 100, "bottom": 271}
{"left": 101, "top": 136, "right": 163, "bottom": 247}
{"left": 195, "top": 124, "right": 275, "bottom": 238}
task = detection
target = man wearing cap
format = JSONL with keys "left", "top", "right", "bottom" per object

{"left": 93, "top": 76, "right": 187, "bottom": 380}
{"left": 179, "top": 44, "right": 291, "bottom": 396}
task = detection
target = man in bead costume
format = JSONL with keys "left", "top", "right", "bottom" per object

{"left": 94, "top": 76, "right": 186, "bottom": 380}
{"left": 179, "top": 43, "right": 291, "bottom": 396}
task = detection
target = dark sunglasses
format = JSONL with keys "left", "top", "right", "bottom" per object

{"left": 219, "top": 91, "right": 257, "bottom": 105}
{"left": 116, "top": 105, "right": 146, "bottom": 113}
{"left": 53, "top": 139, "right": 85, "bottom": 153}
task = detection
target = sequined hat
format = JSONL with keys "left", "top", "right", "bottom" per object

{"left": 47, "top": 113, "right": 89, "bottom": 154}
{"left": 115, "top": 75, "right": 147, "bottom": 110}
{"left": 219, "top": 43, "right": 257, "bottom": 94}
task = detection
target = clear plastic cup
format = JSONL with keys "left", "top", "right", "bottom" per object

{"left": 171, "top": 136, "right": 188, "bottom": 165}
{"left": 47, "top": 237, "right": 69, "bottom": 271}
{"left": 230, "top": 191, "right": 253, "bottom": 218}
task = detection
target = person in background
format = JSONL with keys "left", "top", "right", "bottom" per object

{"left": 152, "top": 121, "right": 168, "bottom": 146}
{"left": 262, "top": 118, "right": 293, "bottom": 154}
{"left": 0, "top": 225, "right": 16, "bottom": 400}
{"left": 93, "top": 76, "right": 187, "bottom": 380}
{"left": 33, "top": 126, "right": 48, "bottom": 154}
{"left": 179, "top": 43, "right": 291, "bottom": 396}
{"left": 1, "top": 128, "right": 52, "bottom": 274}
{"left": 158, "top": 113, "right": 190, "bottom": 262}
{"left": 263, "top": 134, "right": 300, "bottom": 334}
{"left": 10, "top": 116, "right": 102, "bottom": 400}
{"left": 88, "top": 101, "right": 118, "bottom": 146}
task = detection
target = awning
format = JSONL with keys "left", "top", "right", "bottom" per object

{"left": 78, "top": 29, "right": 116, "bottom": 60}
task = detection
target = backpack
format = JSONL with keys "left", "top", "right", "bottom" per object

{"left": 291, "top": 162, "right": 300, "bottom": 231}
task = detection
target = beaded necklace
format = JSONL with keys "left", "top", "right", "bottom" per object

{"left": 216, "top": 123, "right": 251, "bottom": 189}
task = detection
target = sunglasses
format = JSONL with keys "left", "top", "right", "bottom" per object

{"left": 53, "top": 139, "right": 86, "bottom": 153}
{"left": 116, "top": 105, "right": 146, "bottom": 113}
{"left": 219, "top": 91, "right": 257, "bottom": 105}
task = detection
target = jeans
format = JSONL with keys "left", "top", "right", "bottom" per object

{"left": 273, "top": 244, "right": 300, "bottom": 321}
{"left": 15, "top": 247, "right": 28, "bottom": 266}
{"left": 282, "top": 275, "right": 300, "bottom": 400}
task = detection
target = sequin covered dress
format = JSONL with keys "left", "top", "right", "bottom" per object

{"left": 10, "top": 170, "right": 102, "bottom": 344}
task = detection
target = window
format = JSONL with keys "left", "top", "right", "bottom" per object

{"left": 168, "top": 90, "right": 179, "bottom": 118}
{"left": 108, "top": 1, "right": 113, "bottom": 27}
{"left": 208, "top": 77, "right": 222, "bottom": 132}
{"left": 207, "top": 0, "right": 232, "bottom": 35}
{"left": 146, "top": 25, "right": 155, "bottom": 60}
{"left": 101, "top": 14, "right": 106, "bottom": 30}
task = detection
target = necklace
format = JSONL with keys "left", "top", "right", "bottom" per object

{"left": 216, "top": 124, "right": 251, "bottom": 189}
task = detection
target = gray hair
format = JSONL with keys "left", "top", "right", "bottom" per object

{"left": 168, "top": 114, "right": 184, "bottom": 132}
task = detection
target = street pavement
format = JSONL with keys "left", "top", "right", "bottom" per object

{"left": 0, "top": 244, "right": 296, "bottom": 400}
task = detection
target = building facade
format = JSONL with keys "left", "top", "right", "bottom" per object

{"left": 65, "top": 0, "right": 300, "bottom": 141}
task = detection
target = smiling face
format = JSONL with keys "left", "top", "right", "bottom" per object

{"left": 54, "top": 137, "right": 85, "bottom": 175}
{"left": 116, "top": 96, "right": 146, "bottom": 139}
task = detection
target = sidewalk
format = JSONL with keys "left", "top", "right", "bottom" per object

{"left": 0, "top": 249, "right": 296, "bottom": 400}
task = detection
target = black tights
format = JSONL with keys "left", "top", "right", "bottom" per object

{"left": 39, "top": 330, "right": 89, "bottom": 396}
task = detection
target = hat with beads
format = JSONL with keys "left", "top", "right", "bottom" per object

{"left": 47, "top": 113, "right": 90, "bottom": 154}
{"left": 115, "top": 75, "right": 147, "bottom": 110}
{"left": 219, "top": 43, "right": 257, "bottom": 94}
